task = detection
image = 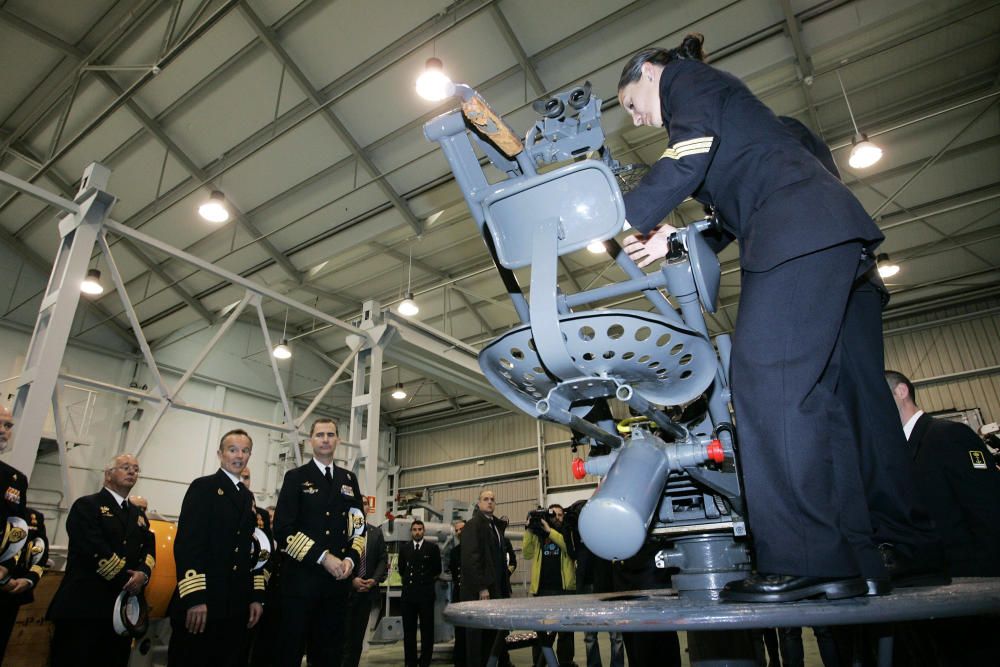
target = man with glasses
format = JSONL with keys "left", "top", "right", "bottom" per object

{"left": 46, "top": 453, "right": 155, "bottom": 667}
{"left": 273, "top": 418, "right": 366, "bottom": 666}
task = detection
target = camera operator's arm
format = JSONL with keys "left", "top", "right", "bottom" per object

{"left": 522, "top": 525, "right": 540, "bottom": 560}
{"left": 546, "top": 526, "right": 569, "bottom": 553}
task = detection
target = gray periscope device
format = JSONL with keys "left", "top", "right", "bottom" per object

{"left": 424, "top": 83, "right": 747, "bottom": 599}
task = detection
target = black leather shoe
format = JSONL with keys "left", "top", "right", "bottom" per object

{"left": 719, "top": 573, "right": 868, "bottom": 603}
{"left": 876, "top": 543, "right": 951, "bottom": 588}
{"left": 864, "top": 577, "right": 893, "bottom": 596}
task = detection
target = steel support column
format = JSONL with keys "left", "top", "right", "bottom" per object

{"left": 347, "top": 301, "right": 389, "bottom": 515}
{"left": 10, "top": 163, "right": 115, "bottom": 479}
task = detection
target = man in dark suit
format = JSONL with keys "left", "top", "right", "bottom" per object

{"left": 399, "top": 519, "right": 442, "bottom": 667}
{"left": 461, "top": 490, "right": 509, "bottom": 667}
{"left": 167, "top": 429, "right": 265, "bottom": 667}
{"left": 886, "top": 371, "right": 1000, "bottom": 576}
{"left": 273, "top": 417, "right": 366, "bottom": 667}
{"left": 47, "top": 453, "right": 155, "bottom": 667}
{"left": 342, "top": 521, "right": 388, "bottom": 667}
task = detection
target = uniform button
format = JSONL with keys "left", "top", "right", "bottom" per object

{"left": 233, "top": 565, "right": 238, "bottom": 571}
{"left": 341, "top": 512, "right": 345, "bottom": 517}
{"left": 325, "top": 511, "right": 330, "bottom": 516}
{"left": 325, "top": 530, "right": 330, "bottom": 535}
{"left": 234, "top": 547, "right": 239, "bottom": 552}
{"left": 236, "top": 531, "right": 241, "bottom": 536}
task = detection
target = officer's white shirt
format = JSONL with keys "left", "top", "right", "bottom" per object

{"left": 903, "top": 410, "right": 924, "bottom": 441}
{"left": 104, "top": 487, "right": 127, "bottom": 507}
{"left": 220, "top": 468, "right": 241, "bottom": 489}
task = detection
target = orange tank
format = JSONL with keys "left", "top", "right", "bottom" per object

{"left": 146, "top": 518, "right": 177, "bottom": 618}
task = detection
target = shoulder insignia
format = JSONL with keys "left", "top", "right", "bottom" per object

{"left": 970, "top": 450, "right": 988, "bottom": 469}
{"left": 137, "top": 515, "right": 147, "bottom": 528}
{"left": 217, "top": 488, "right": 225, "bottom": 496}
{"left": 340, "top": 484, "right": 355, "bottom": 497}
{"left": 5, "top": 487, "right": 21, "bottom": 505}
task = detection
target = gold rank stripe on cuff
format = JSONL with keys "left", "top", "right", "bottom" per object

{"left": 351, "top": 536, "right": 365, "bottom": 554}
{"left": 253, "top": 574, "right": 266, "bottom": 591}
{"left": 30, "top": 565, "right": 44, "bottom": 577}
{"left": 144, "top": 554, "right": 155, "bottom": 570}
{"left": 178, "top": 569, "right": 207, "bottom": 598}
{"left": 285, "top": 532, "right": 315, "bottom": 561}
{"left": 660, "top": 136, "right": 714, "bottom": 160}
{"left": 97, "top": 554, "right": 125, "bottom": 580}
{"left": 262, "top": 569, "right": 271, "bottom": 584}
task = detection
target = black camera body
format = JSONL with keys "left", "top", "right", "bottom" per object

{"left": 526, "top": 508, "right": 556, "bottom": 536}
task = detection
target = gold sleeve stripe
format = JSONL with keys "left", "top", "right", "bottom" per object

{"left": 285, "top": 532, "right": 315, "bottom": 561}
{"left": 145, "top": 554, "right": 155, "bottom": 570}
{"left": 253, "top": 574, "right": 266, "bottom": 591}
{"left": 178, "top": 569, "right": 207, "bottom": 597}
{"left": 30, "top": 565, "right": 44, "bottom": 577}
{"left": 97, "top": 554, "right": 125, "bottom": 580}
{"left": 672, "top": 136, "right": 714, "bottom": 149}
{"left": 660, "top": 137, "right": 714, "bottom": 161}
{"left": 351, "top": 536, "right": 365, "bottom": 553}
{"left": 262, "top": 569, "right": 271, "bottom": 584}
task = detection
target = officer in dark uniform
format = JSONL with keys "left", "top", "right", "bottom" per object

{"left": 47, "top": 454, "right": 155, "bottom": 667}
{"left": 448, "top": 519, "right": 467, "bottom": 667}
{"left": 343, "top": 521, "right": 388, "bottom": 667}
{"left": 168, "top": 429, "right": 265, "bottom": 667}
{"left": 399, "top": 519, "right": 442, "bottom": 667}
{"left": 0, "top": 506, "right": 48, "bottom": 658}
{"left": 0, "top": 406, "right": 31, "bottom": 662}
{"left": 617, "top": 34, "right": 942, "bottom": 602}
{"left": 273, "top": 417, "right": 366, "bottom": 667}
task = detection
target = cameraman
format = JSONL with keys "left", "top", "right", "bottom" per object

{"left": 523, "top": 504, "right": 576, "bottom": 667}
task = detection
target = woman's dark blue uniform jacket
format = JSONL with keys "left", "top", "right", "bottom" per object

{"left": 623, "top": 58, "right": 882, "bottom": 271}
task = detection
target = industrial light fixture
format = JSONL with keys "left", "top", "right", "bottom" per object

{"left": 836, "top": 71, "right": 882, "bottom": 169}
{"left": 272, "top": 308, "right": 292, "bottom": 359}
{"left": 80, "top": 268, "right": 104, "bottom": 295}
{"left": 391, "top": 383, "right": 407, "bottom": 400}
{"left": 398, "top": 292, "right": 419, "bottom": 317}
{"left": 416, "top": 57, "right": 455, "bottom": 101}
{"left": 876, "top": 253, "right": 900, "bottom": 279}
{"left": 198, "top": 190, "right": 230, "bottom": 223}
{"left": 397, "top": 245, "right": 419, "bottom": 317}
{"left": 587, "top": 239, "right": 606, "bottom": 254}
{"left": 272, "top": 338, "right": 292, "bottom": 359}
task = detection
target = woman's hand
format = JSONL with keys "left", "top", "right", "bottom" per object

{"left": 622, "top": 225, "right": 678, "bottom": 268}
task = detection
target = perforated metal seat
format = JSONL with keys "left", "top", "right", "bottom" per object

{"left": 479, "top": 309, "right": 716, "bottom": 419}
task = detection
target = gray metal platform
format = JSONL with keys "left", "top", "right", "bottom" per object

{"left": 445, "top": 579, "right": 1000, "bottom": 632}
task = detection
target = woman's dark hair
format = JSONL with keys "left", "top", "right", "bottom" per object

{"left": 618, "top": 33, "right": 706, "bottom": 91}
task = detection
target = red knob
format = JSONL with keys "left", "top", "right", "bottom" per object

{"left": 707, "top": 439, "right": 725, "bottom": 463}
{"left": 572, "top": 458, "right": 587, "bottom": 480}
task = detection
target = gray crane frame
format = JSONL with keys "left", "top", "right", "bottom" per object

{"left": 423, "top": 83, "right": 751, "bottom": 598}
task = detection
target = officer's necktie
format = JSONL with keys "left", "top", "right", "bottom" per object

{"left": 357, "top": 545, "right": 367, "bottom": 578}
{"left": 121, "top": 500, "right": 128, "bottom": 512}
{"left": 324, "top": 466, "right": 332, "bottom": 484}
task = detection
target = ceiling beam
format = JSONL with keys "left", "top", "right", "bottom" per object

{"left": 777, "top": 0, "right": 822, "bottom": 132}
{"left": 489, "top": 4, "right": 545, "bottom": 96}
{"left": 237, "top": 1, "right": 424, "bottom": 235}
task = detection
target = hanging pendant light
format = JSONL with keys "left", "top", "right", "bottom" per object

{"left": 198, "top": 190, "right": 230, "bottom": 223}
{"left": 416, "top": 57, "right": 455, "bottom": 101}
{"left": 837, "top": 71, "right": 882, "bottom": 169}
{"left": 272, "top": 308, "right": 292, "bottom": 359}
{"left": 81, "top": 268, "right": 104, "bottom": 295}
{"left": 391, "top": 383, "right": 407, "bottom": 400}
{"left": 397, "top": 245, "right": 419, "bottom": 317}
{"left": 876, "top": 253, "right": 900, "bottom": 279}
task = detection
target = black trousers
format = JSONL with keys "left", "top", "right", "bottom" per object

{"left": 276, "top": 592, "right": 347, "bottom": 667}
{"left": 51, "top": 618, "right": 131, "bottom": 667}
{"left": 168, "top": 613, "right": 249, "bottom": 667}
{"left": 401, "top": 586, "right": 436, "bottom": 667}
{"left": 732, "top": 242, "right": 937, "bottom": 577}
{"left": 531, "top": 589, "right": 574, "bottom": 666}
{"left": 342, "top": 589, "right": 378, "bottom": 667}
{"left": 0, "top": 597, "right": 19, "bottom": 660}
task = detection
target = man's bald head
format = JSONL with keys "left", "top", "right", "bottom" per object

{"left": 0, "top": 406, "right": 14, "bottom": 452}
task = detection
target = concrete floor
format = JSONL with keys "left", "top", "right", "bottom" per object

{"left": 360, "top": 629, "right": 829, "bottom": 666}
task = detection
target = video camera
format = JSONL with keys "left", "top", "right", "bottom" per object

{"left": 526, "top": 507, "right": 557, "bottom": 536}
